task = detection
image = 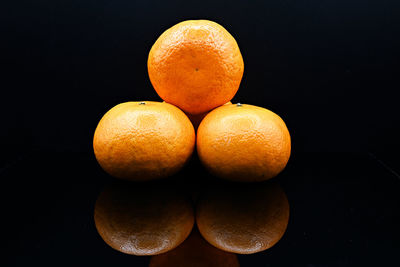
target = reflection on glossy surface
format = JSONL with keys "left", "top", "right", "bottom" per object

{"left": 94, "top": 181, "right": 194, "bottom": 256}
{"left": 196, "top": 181, "right": 289, "bottom": 254}
{"left": 149, "top": 227, "right": 240, "bottom": 267}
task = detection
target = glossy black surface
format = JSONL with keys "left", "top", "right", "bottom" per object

{"left": 2, "top": 0, "right": 400, "bottom": 266}
{"left": 2, "top": 0, "right": 400, "bottom": 158}
{"left": 3, "top": 151, "right": 399, "bottom": 266}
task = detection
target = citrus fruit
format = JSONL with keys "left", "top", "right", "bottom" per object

{"left": 93, "top": 101, "right": 195, "bottom": 181}
{"left": 94, "top": 181, "right": 194, "bottom": 256}
{"left": 197, "top": 103, "right": 291, "bottom": 182}
{"left": 196, "top": 181, "right": 289, "bottom": 254}
{"left": 149, "top": 227, "right": 239, "bottom": 267}
{"left": 186, "top": 101, "right": 231, "bottom": 130}
{"left": 148, "top": 20, "right": 244, "bottom": 115}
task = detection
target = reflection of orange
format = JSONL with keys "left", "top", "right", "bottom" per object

{"left": 197, "top": 103, "right": 291, "bottom": 182}
{"left": 149, "top": 227, "right": 239, "bottom": 267}
{"left": 186, "top": 101, "right": 232, "bottom": 130}
{"left": 148, "top": 20, "right": 244, "bottom": 115}
{"left": 196, "top": 181, "right": 289, "bottom": 254}
{"left": 94, "top": 181, "right": 194, "bottom": 256}
{"left": 93, "top": 101, "right": 195, "bottom": 181}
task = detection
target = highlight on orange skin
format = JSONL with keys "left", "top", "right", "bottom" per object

{"left": 149, "top": 227, "right": 240, "bottom": 267}
{"left": 186, "top": 101, "right": 232, "bottom": 130}
{"left": 94, "top": 181, "right": 194, "bottom": 256}
{"left": 196, "top": 103, "right": 291, "bottom": 182}
{"left": 93, "top": 101, "right": 195, "bottom": 181}
{"left": 148, "top": 20, "right": 244, "bottom": 115}
{"left": 196, "top": 181, "right": 289, "bottom": 254}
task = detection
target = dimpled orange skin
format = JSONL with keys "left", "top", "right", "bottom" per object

{"left": 148, "top": 20, "right": 244, "bottom": 115}
{"left": 149, "top": 228, "right": 240, "bottom": 267}
{"left": 197, "top": 103, "right": 291, "bottom": 182}
{"left": 93, "top": 101, "right": 195, "bottom": 181}
{"left": 94, "top": 181, "right": 194, "bottom": 256}
{"left": 196, "top": 181, "right": 289, "bottom": 254}
{"left": 186, "top": 101, "right": 232, "bottom": 130}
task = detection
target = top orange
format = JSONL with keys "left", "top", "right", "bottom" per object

{"left": 148, "top": 20, "right": 244, "bottom": 115}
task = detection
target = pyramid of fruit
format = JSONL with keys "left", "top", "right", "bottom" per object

{"left": 93, "top": 20, "right": 291, "bottom": 264}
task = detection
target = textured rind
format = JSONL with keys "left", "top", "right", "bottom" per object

{"left": 185, "top": 101, "right": 232, "bottom": 129}
{"left": 93, "top": 101, "right": 195, "bottom": 181}
{"left": 196, "top": 182, "right": 289, "bottom": 254}
{"left": 149, "top": 228, "right": 239, "bottom": 267}
{"left": 94, "top": 182, "right": 194, "bottom": 256}
{"left": 197, "top": 103, "right": 291, "bottom": 182}
{"left": 148, "top": 20, "right": 244, "bottom": 115}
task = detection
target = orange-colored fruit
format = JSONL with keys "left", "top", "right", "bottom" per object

{"left": 196, "top": 181, "right": 289, "bottom": 254}
{"left": 94, "top": 181, "right": 194, "bottom": 255}
{"left": 186, "top": 101, "right": 232, "bottom": 130}
{"left": 149, "top": 227, "right": 240, "bottom": 267}
{"left": 93, "top": 101, "right": 195, "bottom": 181}
{"left": 197, "top": 103, "right": 291, "bottom": 182}
{"left": 148, "top": 20, "right": 244, "bottom": 115}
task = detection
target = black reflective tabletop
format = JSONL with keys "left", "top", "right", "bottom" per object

{"left": 3, "top": 151, "right": 399, "bottom": 266}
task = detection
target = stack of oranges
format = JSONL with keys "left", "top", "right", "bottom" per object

{"left": 93, "top": 20, "right": 291, "bottom": 263}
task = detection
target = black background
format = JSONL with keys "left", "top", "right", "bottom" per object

{"left": 2, "top": 0, "right": 400, "bottom": 266}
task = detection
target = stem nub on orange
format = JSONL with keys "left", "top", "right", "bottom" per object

{"left": 93, "top": 101, "right": 195, "bottom": 181}
{"left": 197, "top": 103, "right": 291, "bottom": 182}
{"left": 148, "top": 20, "right": 244, "bottom": 115}
{"left": 185, "top": 101, "right": 232, "bottom": 130}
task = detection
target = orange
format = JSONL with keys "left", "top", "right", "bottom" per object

{"left": 148, "top": 20, "right": 244, "bottom": 115}
{"left": 197, "top": 103, "right": 291, "bottom": 182}
{"left": 196, "top": 181, "right": 289, "bottom": 254}
{"left": 186, "top": 101, "right": 231, "bottom": 130}
{"left": 93, "top": 101, "right": 195, "bottom": 181}
{"left": 94, "top": 181, "right": 194, "bottom": 256}
{"left": 149, "top": 227, "right": 239, "bottom": 267}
